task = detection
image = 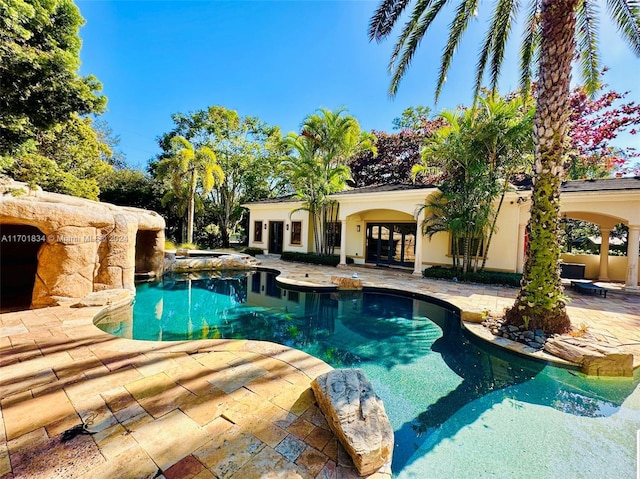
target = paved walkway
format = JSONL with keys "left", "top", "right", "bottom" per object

{"left": 1, "top": 258, "right": 639, "bottom": 479}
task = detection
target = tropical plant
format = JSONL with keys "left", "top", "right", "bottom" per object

{"left": 370, "top": 0, "right": 640, "bottom": 333}
{"left": 156, "top": 136, "right": 224, "bottom": 244}
{"left": 414, "top": 93, "right": 534, "bottom": 272}
{"left": 284, "top": 108, "right": 377, "bottom": 255}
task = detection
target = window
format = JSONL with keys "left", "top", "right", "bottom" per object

{"left": 451, "top": 236, "right": 485, "bottom": 257}
{"left": 254, "top": 221, "right": 263, "bottom": 242}
{"left": 326, "top": 222, "right": 342, "bottom": 248}
{"left": 291, "top": 221, "right": 302, "bottom": 245}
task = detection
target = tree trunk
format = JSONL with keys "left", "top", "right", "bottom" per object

{"left": 505, "top": 0, "right": 576, "bottom": 334}
{"left": 186, "top": 170, "right": 197, "bottom": 245}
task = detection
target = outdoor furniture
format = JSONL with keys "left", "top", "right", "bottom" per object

{"left": 571, "top": 281, "right": 607, "bottom": 298}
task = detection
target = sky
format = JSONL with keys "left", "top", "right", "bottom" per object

{"left": 76, "top": 0, "right": 640, "bottom": 169}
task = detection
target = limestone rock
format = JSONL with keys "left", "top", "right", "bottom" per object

{"left": 0, "top": 180, "right": 165, "bottom": 307}
{"left": 461, "top": 309, "right": 485, "bottom": 323}
{"left": 330, "top": 276, "right": 363, "bottom": 290}
{"left": 73, "top": 289, "right": 134, "bottom": 308}
{"left": 311, "top": 369, "right": 394, "bottom": 476}
{"left": 544, "top": 337, "right": 633, "bottom": 377}
{"left": 168, "top": 254, "right": 259, "bottom": 273}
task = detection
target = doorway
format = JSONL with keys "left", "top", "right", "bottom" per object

{"left": 268, "top": 221, "right": 284, "bottom": 254}
{"left": 365, "top": 223, "right": 416, "bottom": 267}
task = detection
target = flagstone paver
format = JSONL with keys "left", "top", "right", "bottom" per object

{"left": 0, "top": 258, "right": 638, "bottom": 478}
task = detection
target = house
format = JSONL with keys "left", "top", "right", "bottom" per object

{"left": 244, "top": 177, "right": 640, "bottom": 290}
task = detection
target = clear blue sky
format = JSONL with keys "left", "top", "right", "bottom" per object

{"left": 76, "top": 0, "right": 640, "bottom": 169}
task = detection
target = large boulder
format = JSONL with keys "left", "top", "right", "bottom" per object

{"left": 330, "top": 275, "right": 363, "bottom": 290}
{"left": 311, "top": 369, "right": 393, "bottom": 476}
{"left": 544, "top": 337, "right": 633, "bottom": 377}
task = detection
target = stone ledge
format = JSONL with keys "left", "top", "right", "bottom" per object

{"left": 72, "top": 289, "right": 134, "bottom": 308}
{"left": 311, "top": 369, "right": 393, "bottom": 477}
{"left": 544, "top": 337, "right": 633, "bottom": 377}
{"left": 330, "top": 276, "right": 363, "bottom": 290}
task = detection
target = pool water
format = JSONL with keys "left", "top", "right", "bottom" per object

{"left": 98, "top": 270, "right": 640, "bottom": 477}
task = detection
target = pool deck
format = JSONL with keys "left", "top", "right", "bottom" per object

{"left": 1, "top": 258, "right": 639, "bottom": 478}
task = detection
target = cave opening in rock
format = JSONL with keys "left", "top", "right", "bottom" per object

{"left": 0, "top": 224, "right": 46, "bottom": 311}
{"left": 135, "top": 229, "right": 162, "bottom": 279}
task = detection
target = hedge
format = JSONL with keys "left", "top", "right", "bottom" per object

{"left": 423, "top": 266, "right": 522, "bottom": 287}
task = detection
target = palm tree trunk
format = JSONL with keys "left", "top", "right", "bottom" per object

{"left": 505, "top": 0, "right": 576, "bottom": 333}
{"left": 480, "top": 182, "right": 508, "bottom": 271}
{"left": 187, "top": 170, "right": 197, "bottom": 245}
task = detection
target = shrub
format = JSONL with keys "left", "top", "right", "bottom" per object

{"left": 164, "top": 240, "right": 177, "bottom": 250}
{"left": 423, "top": 266, "right": 522, "bottom": 287}
{"left": 280, "top": 251, "right": 354, "bottom": 266}
{"left": 242, "top": 247, "right": 264, "bottom": 257}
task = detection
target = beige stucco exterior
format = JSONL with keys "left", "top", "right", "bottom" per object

{"left": 245, "top": 179, "right": 640, "bottom": 289}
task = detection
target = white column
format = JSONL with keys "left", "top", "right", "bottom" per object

{"left": 625, "top": 225, "right": 639, "bottom": 290}
{"left": 516, "top": 224, "right": 526, "bottom": 274}
{"left": 598, "top": 227, "right": 611, "bottom": 281}
{"left": 338, "top": 219, "right": 348, "bottom": 267}
{"left": 413, "top": 212, "right": 424, "bottom": 276}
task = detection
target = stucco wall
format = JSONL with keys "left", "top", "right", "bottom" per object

{"left": 560, "top": 253, "right": 628, "bottom": 282}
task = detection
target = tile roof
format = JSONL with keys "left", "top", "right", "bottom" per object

{"left": 245, "top": 177, "right": 640, "bottom": 205}
{"left": 561, "top": 177, "right": 640, "bottom": 193}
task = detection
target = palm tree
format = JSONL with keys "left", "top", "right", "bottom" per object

{"left": 157, "top": 136, "right": 224, "bottom": 245}
{"left": 415, "top": 93, "right": 534, "bottom": 272}
{"left": 370, "top": 0, "right": 640, "bottom": 333}
{"left": 284, "top": 108, "right": 376, "bottom": 255}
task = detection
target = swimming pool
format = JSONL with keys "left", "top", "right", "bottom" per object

{"left": 97, "top": 270, "right": 640, "bottom": 477}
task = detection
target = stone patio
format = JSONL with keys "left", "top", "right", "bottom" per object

{"left": 1, "top": 258, "right": 639, "bottom": 478}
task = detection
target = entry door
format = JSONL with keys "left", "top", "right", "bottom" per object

{"left": 366, "top": 223, "right": 416, "bottom": 267}
{"left": 268, "top": 221, "right": 284, "bottom": 254}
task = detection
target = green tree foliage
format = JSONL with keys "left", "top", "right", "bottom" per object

{"left": 156, "top": 136, "right": 224, "bottom": 245}
{"left": 392, "top": 105, "right": 433, "bottom": 131}
{"left": 370, "top": 0, "right": 640, "bottom": 333}
{"left": 9, "top": 115, "right": 114, "bottom": 200}
{"left": 284, "top": 108, "right": 377, "bottom": 255}
{"left": 155, "top": 106, "right": 287, "bottom": 247}
{"left": 0, "top": 0, "right": 106, "bottom": 154}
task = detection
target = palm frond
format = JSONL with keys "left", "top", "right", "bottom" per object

{"left": 369, "top": 0, "right": 415, "bottom": 41}
{"left": 488, "top": 0, "right": 520, "bottom": 95}
{"left": 388, "top": 0, "right": 448, "bottom": 96}
{"left": 435, "top": 0, "right": 481, "bottom": 101}
{"left": 605, "top": 0, "right": 640, "bottom": 55}
{"left": 576, "top": 0, "right": 602, "bottom": 94}
{"left": 519, "top": 0, "right": 541, "bottom": 99}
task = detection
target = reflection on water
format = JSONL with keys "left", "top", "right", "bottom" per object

{"left": 97, "top": 270, "right": 640, "bottom": 475}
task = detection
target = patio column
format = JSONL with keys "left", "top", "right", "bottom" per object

{"left": 625, "top": 225, "right": 639, "bottom": 290}
{"left": 413, "top": 213, "right": 424, "bottom": 276}
{"left": 598, "top": 227, "right": 611, "bottom": 281}
{"left": 516, "top": 223, "right": 526, "bottom": 274}
{"left": 338, "top": 219, "right": 347, "bottom": 267}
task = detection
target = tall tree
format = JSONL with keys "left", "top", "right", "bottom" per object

{"left": 156, "top": 136, "right": 224, "bottom": 245}
{"left": 155, "top": 106, "right": 286, "bottom": 247}
{"left": 566, "top": 83, "right": 640, "bottom": 179}
{"left": 392, "top": 105, "right": 433, "bottom": 131}
{"left": 348, "top": 116, "right": 446, "bottom": 187}
{"left": 370, "top": 0, "right": 640, "bottom": 333}
{"left": 0, "top": 0, "right": 106, "bottom": 154}
{"left": 284, "top": 108, "right": 377, "bottom": 255}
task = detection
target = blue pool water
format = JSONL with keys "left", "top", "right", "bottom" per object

{"left": 97, "top": 270, "right": 640, "bottom": 478}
